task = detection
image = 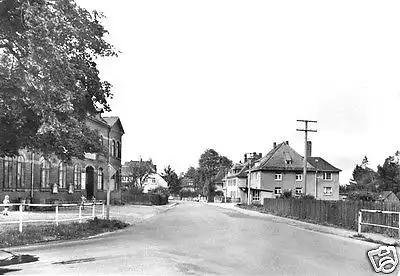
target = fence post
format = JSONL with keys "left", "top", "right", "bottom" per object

{"left": 398, "top": 212, "right": 400, "bottom": 238}
{"left": 102, "top": 203, "right": 105, "bottom": 219}
{"left": 92, "top": 203, "right": 95, "bottom": 219}
{"left": 79, "top": 204, "right": 82, "bottom": 223}
{"left": 19, "top": 204, "right": 23, "bottom": 233}
{"left": 55, "top": 205, "right": 59, "bottom": 226}
{"left": 358, "top": 211, "right": 362, "bottom": 234}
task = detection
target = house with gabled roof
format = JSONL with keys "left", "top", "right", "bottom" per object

{"left": 225, "top": 153, "right": 262, "bottom": 202}
{"left": 248, "top": 141, "right": 341, "bottom": 203}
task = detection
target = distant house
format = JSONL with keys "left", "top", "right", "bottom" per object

{"left": 377, "top": 191, "right": 400, "bottom": 203}
{"left": 248, "top": 141, "right": 341, "bottom": 204}
{"left": 224, "top": 153, "right": 262, "bottom": 202}
{"left": 180, "top": 178, "right": 196, "bottom": 193}
{"left": 141, "top": 173, "right": 168, "bottom": 193}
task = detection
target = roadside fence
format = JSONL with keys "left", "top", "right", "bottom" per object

{"left": 0, "top": 202, "right": 105, "bottom": 233}
{"left": 263, "top": 198, "right": 400, "bottom": 237}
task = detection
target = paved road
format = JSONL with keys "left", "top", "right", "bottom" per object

{"left": 3, "top": 202, "right": 383, "bottom": 275}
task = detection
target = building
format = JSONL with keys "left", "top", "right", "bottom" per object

{"left": 180, "top": 178, "right": 196, "bottom": 193}
{"left": 224, "top": 153, "right": 262, "bottom": 202}
{"left": 141, "top": 173, "right": 168, "bottom": 193}
{"left": 377, "top": 191, "right": 400, "bottom": 203}
{"left": 247, "top": 141, "right": 341, "bottom": 204}
{"left": 0, "top": 113, "right": 124, "bottom": 203}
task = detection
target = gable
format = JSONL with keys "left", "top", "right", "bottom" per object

{"left": 254, "top": 142, "right": 314, "bottom": 171}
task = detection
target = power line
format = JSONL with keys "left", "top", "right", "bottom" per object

{"left": 296, "top": 120, "right": 317, "bottom": 195}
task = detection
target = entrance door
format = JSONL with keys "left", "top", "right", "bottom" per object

{"left": 86, "top": 166, "right": 95, "bottom": 199}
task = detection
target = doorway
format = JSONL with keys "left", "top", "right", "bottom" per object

{"left": 86, "top": 166, "right": 95, "bottom": 199}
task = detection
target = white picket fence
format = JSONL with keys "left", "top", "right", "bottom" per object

{"left": 358, "top": 209, "right": 400, "bottom": 237}
{"left": 0, "top": 202, "right": 105, "bottom": 233}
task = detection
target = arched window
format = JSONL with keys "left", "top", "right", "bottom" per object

{"left": 16, "top": 156, "right": 25, "bottom": 188}
{"left": 3, "top": 157, "right": 13, "bottom": 189}
{"left": 73, "top": 164, "right": 81, "bottom": 189}
{"left": 40, "top": 159, "right": 50, "bottom": 188}
{"left": 97, "top": 168, "right": 104, "bottom": 190}
{"left": 111, "top": 140, "right": 115, "bottom": 157}
{"left": 115, "top": 169, "right": 121, "bottom": 190}
{"left": 100, "top": 135, "right": 104, "bottom": 147}
{"left": 116, "top": 141, "right": 121, "bottom": 159}
{"left": 58, "top": 162, "right": 67, "bottom": 188}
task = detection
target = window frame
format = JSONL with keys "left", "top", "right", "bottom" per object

{"left": 16, "top": 156, "right": 24, "bottom": 189}
{"left": 252, "top": 190, "right": 260, "bottom": 201}
{"left": 295, "top": 174, "right": 303, "bottom": 182}
{"left": 274, "top": 173, "right": 282, "bottom": 181}
{"left": 97, "top": 168, "right": 104, "bottom": 190}
{"left": 323, "top": 172, "right": 333, "bottom": 181}
{"left": 295, "top": 187, "right": 303, "bottom": 195}
{"left": 73, "top": 164, "right": 81, "bottom": 190}
{"left": 3, "top": 157, "right": 13, "bottom": 189}
{"left": 58, "top": 162, "right": 67, "bottom": 189}
{"left": 274, "top": 187, "right": 282, "bottom": 195}
{"left": 324, "top": 186, "right": 333, "bottom": 195}
{"left": 40, "top": 159, "right": 50, "bottom": 189}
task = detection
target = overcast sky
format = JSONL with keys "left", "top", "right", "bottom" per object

{"left": 78, "top": 0, "right": 400, "bottom": 184}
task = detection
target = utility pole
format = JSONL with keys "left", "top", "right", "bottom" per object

{"left": 245, "top": 152, "right": 255, "bottom": 205}
{"left": 296, "top": 120, "right": 317, "bottom": 195}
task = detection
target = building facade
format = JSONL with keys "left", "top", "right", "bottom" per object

{"left": 248, "top": 141, "right": 341, "bottom": 204}
{"left": 0, "top": 113, "right": 124, "bottom": 203}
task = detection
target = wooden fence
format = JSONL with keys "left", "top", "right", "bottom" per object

{"left": 263, "top": 198, "right": 400, "bottom": 237}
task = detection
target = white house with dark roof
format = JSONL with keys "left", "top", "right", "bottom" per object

{"left": 247, "top": 141, "right": 341, "bottom": 203}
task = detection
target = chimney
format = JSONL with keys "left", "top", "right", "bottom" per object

{"left": 273, "top": 142, "right": 277, "bottom": 148}
{"left": 244, "top": 154, "right": 247, "bottom": 163}
{"left": 307, "top": 141, "right": 312, "bottom": 157}
{"left": 285, "top": 141, "right": 289, "bottom": 145}
{"left": 258, "top": 153, "right": 262, "bottom": 159}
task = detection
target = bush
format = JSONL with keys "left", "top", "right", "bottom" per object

{"left": 300, "top": 194, "right": 315, "bottom": 200}
{"left": 347, "top": 190, "right": 379, "bottom": 201}
{"left": 0, "top": 218, "right": 129, "bottom": 248}
{"left": 281, "top": 190, "right": 293, "bottom": 199}
{"left": 149, "top": 186, "right": 170, "bottom": 197}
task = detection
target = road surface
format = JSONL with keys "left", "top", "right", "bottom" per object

{"left": 1, "top": 202, "right": 382, "bottom": 275}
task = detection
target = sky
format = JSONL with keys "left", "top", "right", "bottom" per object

{"left": 78, "top": 0, "right": 400, "bottom": 184}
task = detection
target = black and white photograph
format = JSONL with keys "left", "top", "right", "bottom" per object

{"left": 0, "top": 0, "right": 400, "bottom": 275}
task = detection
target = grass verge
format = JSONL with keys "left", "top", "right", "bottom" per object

{"left": 0, "top": 218, "right": 129, "bottom": 248}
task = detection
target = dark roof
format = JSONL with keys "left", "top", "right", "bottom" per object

{"left": 378, "top": 191, "right": 395, "bottom": 200}
{"left": 103, "top": 116, "right": 125, "bottom": 134}
{"left": 307, "top": 157, "right": 341, "bottom": 172}
{"left": 252, "top": 142, "right": 314, "bottom": 172}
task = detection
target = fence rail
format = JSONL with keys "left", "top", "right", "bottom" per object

{"left": 358, "top": 209, "right": 400, "bottom": 237}
{"left": 0, "top": 202, "right": 105, "bottom": 233}
{"left": 263, "top": 198, "right": 400, "bottom": 237}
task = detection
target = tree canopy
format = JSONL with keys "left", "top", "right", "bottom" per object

{"left": 161, "top": 165, "right": 181, "bottom": 195}
{"left": 123, "top": 160, "right": 156, "bottom": 189}
{"left": 0, "top": 0, "right": 116, "bottom": 160}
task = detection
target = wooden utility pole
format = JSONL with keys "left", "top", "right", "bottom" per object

{"left": 296, "top": 120, "right": 317, "bottom": 195}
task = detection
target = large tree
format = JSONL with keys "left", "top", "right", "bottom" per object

{"left": 123, "top": 160, "right": 156, "bottom": 190}
{"left": 161, "top": 165, "right": 181, "bottom": 195}
{"left": 198, "top": 149, "right": 232, "bottom": 199}
{"left": 0, "top": 0, "right": 116, "bottom": 160}
{"left": 377, "top": 151, "right": 400, "bottom": 193}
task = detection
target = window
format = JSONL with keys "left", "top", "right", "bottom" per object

{"left": 73, "top": 164, "right": 81, "bottom": 189}
{"left": 323, "top": 172, "right": 332, "bottom": 180}
{"left": 3, "top": 157, "right": 13, "bottom": 189}
{"left": 295, "top": 174, "right": 302, "bottom": 181}
{"left": 100, "top": 135, "right": 104, "bottom": 147}
{"left": 111, "top": 140, "right": 115, "bottom": 157}
{"left": 97, "top": 168, "right": 104, "bottom": 190}
{"left": 285, "top": 160, "right": 293, "bottom": 165}
{"left": 116, "top": 141, "right": 121, "bottom": 159}
{"left": 252, "top": 190, "right": 260, "bottom": 201}
{"left": 58, "top": 162, "right": 67, "bottom": 188}
{"left": 275, "top": 187, "right": 282, "bottom": 195}
{"left": 324, "top": 187, "right": 333, "bottom": 195}
{"left": 40, "top": 159, "right": 50, "bottom": 188}
{"left": 16, "top": 156, "right": 24, "bottom": 188}
{"left": 275, "top": 173, "right": 282, "bottom": 181}
{"left": 295, "top": 187, "right": 302, "bottom": 195}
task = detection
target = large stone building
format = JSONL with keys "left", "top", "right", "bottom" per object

{"left": 0, "top": 113, "right": 124, "bottom": 203}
